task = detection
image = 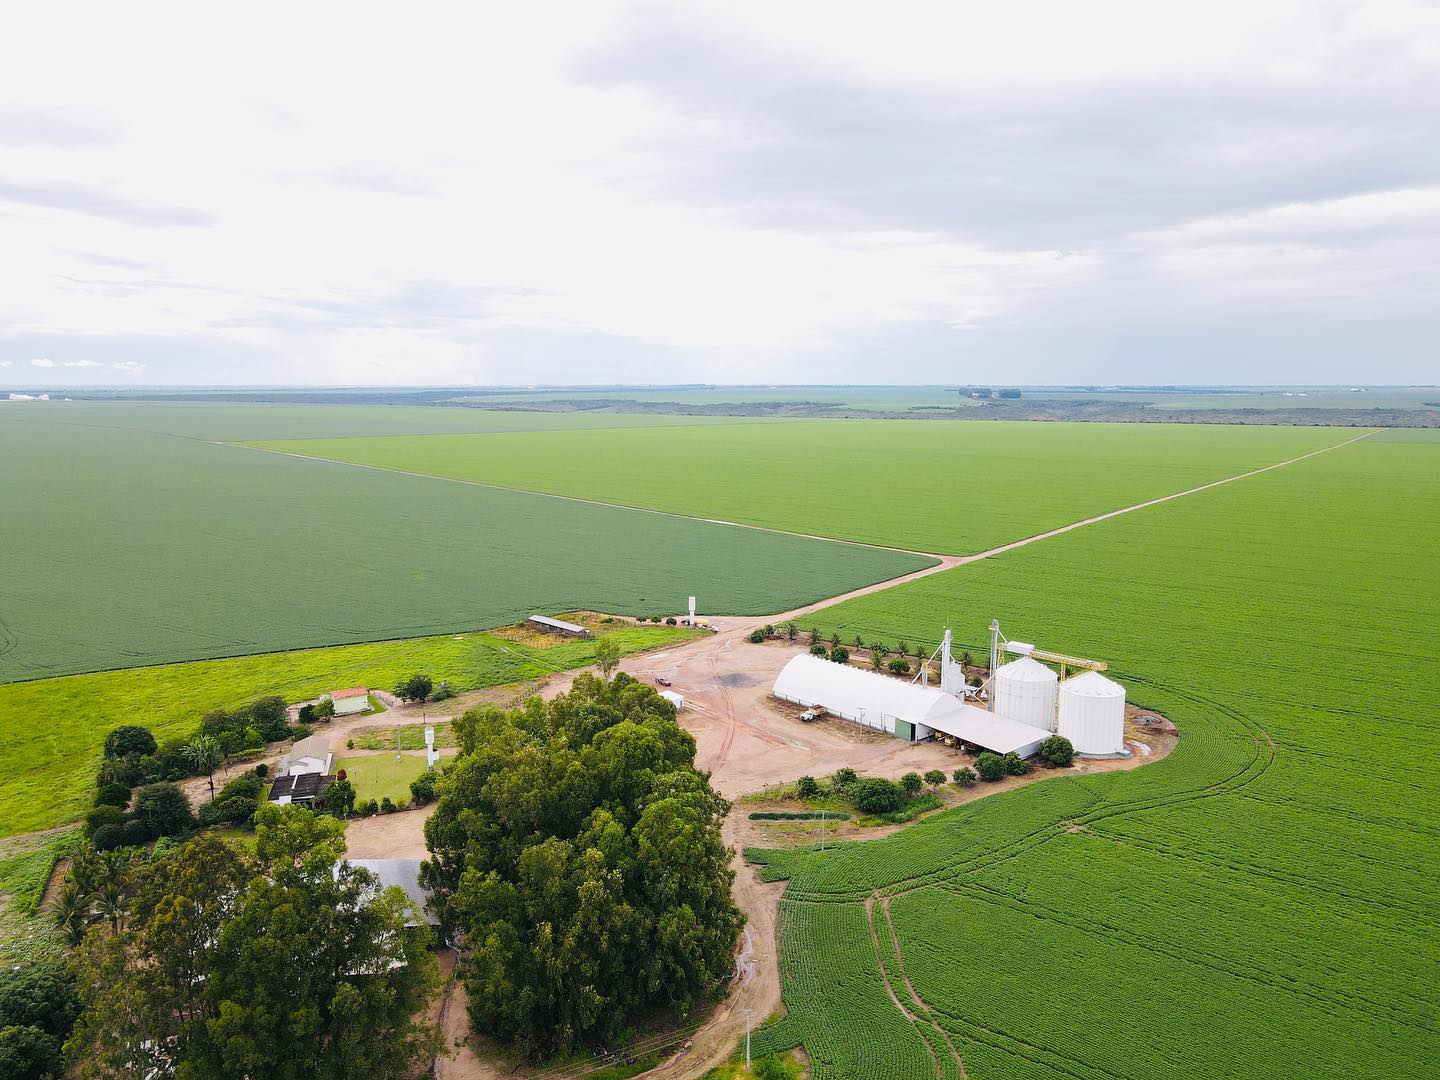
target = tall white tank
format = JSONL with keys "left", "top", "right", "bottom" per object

{"left": 992, "top": 656, "right": 1058, "bottom": 729}
{"left": 1057, "top": 671, "right": 1126, "bottom": 755}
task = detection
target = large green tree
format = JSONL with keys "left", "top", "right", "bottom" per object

{"left": 425, "top": 673, "right": 742, "bottom": 1060}
{"left": 66, "top": 807, "right": 439, "bottom": 1079}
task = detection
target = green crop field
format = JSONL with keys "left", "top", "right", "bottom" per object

{"left": 254, "top": 421, "right": 1349, "bottom": 555}
{"left": 0, "top": 399, "right": 785, "bottom": 441}
{"left": 745, "top": 437, "right": 1439, "bottom": 1079}
{"left": 0, "top": 409, "right": 925, "bottom": 680}
{"left": 0, "top": 622, "right": 694, "bottom": 838}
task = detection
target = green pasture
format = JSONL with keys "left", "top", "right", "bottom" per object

{"left": 0, "top": 410, "right": 925, "bottom": 681}
{"left": 747, "top": 438, "right": 1440, "bottom": 1079}
{"left": 255, "top": 420, "right": 1350, "bottom": 554}
{"left": 0, "top": 622, "right": 694, "bottom": 838}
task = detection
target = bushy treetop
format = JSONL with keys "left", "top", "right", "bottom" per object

{"left": 424, "top": 673, "right": 742, "bottom": 1060}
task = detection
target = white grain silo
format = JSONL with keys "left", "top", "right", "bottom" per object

{"left": 1057, "top": 670, "right": 1127, "bottom": 755}
{"left": 992, "top": 656, "right": 1058, "bottom": 730}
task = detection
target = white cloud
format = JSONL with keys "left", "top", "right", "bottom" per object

{"left": 0, "top": 1, "right": 1435, "bottom": 384}
{"left": 29, "top": 356, "right": 105, "bottom": 369}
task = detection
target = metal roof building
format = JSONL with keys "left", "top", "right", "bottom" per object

{"left": 527, "top": 614, "right": 590, "bottom": 637}
{"left": 349, "top": 858, "right": 440, "bottom": 926}
{"left": 772, "top": 654, "right": 1051, "bottom": 755}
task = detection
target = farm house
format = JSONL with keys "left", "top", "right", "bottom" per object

{"left": 326, "top": 686, "right": 371, "bottom": 715}
{"left": 772, "top": 655, "right": 1052, "bottom": 756}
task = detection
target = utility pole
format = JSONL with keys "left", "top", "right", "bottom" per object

{"left": 741, "top": 1008, "right": 754, "bottom": 1071}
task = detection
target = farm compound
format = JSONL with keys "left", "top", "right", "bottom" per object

{"left": 772, "top": 623, "right": 1128, "bottom": 758}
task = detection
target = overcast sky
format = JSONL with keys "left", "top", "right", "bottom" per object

{"left": 2, "top": 1, "right": 1437, "bottom": 386}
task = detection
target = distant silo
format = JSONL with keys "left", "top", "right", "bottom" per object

{"left": 992, "top": 656, "right": 1058, "bottom": 730}
{"left": 1057, "top": 670, "right": 1127, "bottom": 755}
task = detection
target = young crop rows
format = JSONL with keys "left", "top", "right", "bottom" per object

{"left": 0, "top": 412, "right": 925, "bottom": 681}
{"left": 748, "top": 440, "right": 1440, "bottom": 1079}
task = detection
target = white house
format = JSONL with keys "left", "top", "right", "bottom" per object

{"left": 326, "top": 687, "right": 371, "bottom": 716}
{"left": 286, "top": 734, "right": 332, "bottom": 776}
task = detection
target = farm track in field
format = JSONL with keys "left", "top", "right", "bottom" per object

{"left": 231, "top": 430, "right": 1377, "bottom": 562}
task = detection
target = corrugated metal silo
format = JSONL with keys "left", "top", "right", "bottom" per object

{"left": 1057, "top": 670, "right": 1126, "bottom": 754}
{"left": 992, "top": 656, "right": 1058, "bottom": 729}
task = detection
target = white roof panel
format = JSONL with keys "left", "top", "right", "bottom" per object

{"left": 773, "top": 654, "right": 968, "bottom": 726}
{"left": 924, "top": 702, "right": 1053, "bottom": 756}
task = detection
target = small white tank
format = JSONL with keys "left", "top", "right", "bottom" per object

{"left": 992, "top": 656, "right": 1058, "bottom": 729}
{"left": 1057, "top": 671, "right": 1126, "bottom": 755}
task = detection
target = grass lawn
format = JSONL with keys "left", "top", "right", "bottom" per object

{"left": 335, "top": 752, "right": 455, "bottom": 805}
{"left": 0, "top": 622, "right": 695, "bottom": 838}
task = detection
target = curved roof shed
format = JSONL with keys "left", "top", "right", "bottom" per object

{"left": 773, "top": 654, "right": 966, "bottom": 731}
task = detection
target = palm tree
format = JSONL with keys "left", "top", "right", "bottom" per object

{"left": 95, "top": 879, "right": 128, "bottom": 934}
{"left": 53, "top": 879, "right": 92, "bottom": 946}
{"left": 784, "top": 623, "right": 798, "bottom": 642}
{"left": 870, "top": 650, "right": 884, "bottom": 671}
{"left": 185, "top": 735, "right": 223, "bottom": 802}
{"left": 68, "top": 843, "right": 100, "bottom": 896}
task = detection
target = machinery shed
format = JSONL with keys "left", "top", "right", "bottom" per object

{"left": 919, "top": 702, "right": 1052, "bottom": 758}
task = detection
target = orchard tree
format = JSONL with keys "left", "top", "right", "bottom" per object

{"left": 953, "top": 766, "right": 977, "bottom": 787}
{"left": 976, "top": 752, "right": 1005, "bottom": 782}
{"left": 924, "top": 769, "right": 946, "bottom": 789}
{"left": 899, "top": 772, "right": 923, "bottom": 798}
{"left": 1040, "top": 735, "right": 1075, "bottom": 768}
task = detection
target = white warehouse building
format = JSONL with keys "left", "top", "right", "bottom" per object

{"left": 773, "top": 655, "right": 1051, "bottom": 757}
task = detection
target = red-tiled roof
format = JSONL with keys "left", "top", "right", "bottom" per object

{"left": 331, "top": 687, "right": 369, "bottom": 699}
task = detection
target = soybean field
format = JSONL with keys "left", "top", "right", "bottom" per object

{"left": 0, "top": 408, "right": 925, "bottom": 680}
{"left": 253, "top": 420, "right": 1346, "bottom": 554}
{"left": 747, "top": 436, "right": 1439, "bottom": 1079}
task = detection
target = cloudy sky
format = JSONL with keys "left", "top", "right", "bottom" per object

{"left": 2, "top": 1, "right": 1437, "bottom": 386}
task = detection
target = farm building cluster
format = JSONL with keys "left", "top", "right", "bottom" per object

{"left": 773, "top": 622, "right": 1128, "bottom": 760}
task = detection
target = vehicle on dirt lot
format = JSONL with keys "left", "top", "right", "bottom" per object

{"left": 655, "top": 676, "right": 672, "bottom": 687}
{"left": 800, "top": 705, "right": 826, "bottom": 722}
